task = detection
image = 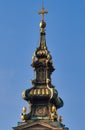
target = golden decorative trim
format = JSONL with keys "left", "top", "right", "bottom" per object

{"left": 42, "top": 89, "right": 45, "bottom": 95}
{"left": 38, "top": 89, "right": 41, "bottom": 95}
{"left": 46, "top": 89, "right": 49, "bottom": 95}
{"left": 34, "top": 89, "right": 37, "bottom": 95}
{"left": 30, "top": 90, "right": 33, "bottom": 95}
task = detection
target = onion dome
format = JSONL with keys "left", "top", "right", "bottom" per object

{"left": 22, "top": 87, "right": 51, "bottom": 104}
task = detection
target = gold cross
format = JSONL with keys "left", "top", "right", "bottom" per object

{"left": 38, "top": 6, "right": 48, "bottom": 21}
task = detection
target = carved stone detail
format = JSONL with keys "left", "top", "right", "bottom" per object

{"left": 34, "top": 105, "right": 49, "bottom": 117}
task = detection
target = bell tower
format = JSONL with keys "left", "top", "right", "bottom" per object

{"left": 13, "top": 6, "right": 69, "bottom": 130}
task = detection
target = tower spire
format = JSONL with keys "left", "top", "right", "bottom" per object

{"left": 13, "top": 5, "right": 69, "bottom": 130}
{"left": 21, "top": 6, "right": 64, "bottom": 123}
{"left": 37, "top": 6, "right": 48, "bottom": 51}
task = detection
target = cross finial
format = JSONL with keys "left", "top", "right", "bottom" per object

{"left": 38, "top": 6, "right": 48, "bottom": 21}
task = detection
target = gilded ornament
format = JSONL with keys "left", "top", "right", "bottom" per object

{"left": 38, "top": 108, "right": 43, "bottom": 114}
{"left": 39, "top": 51, "right": 42, "bottom": 55}
{"left": 44, "top": 46, "right": 46, "bottom": 50}
{"left": 59, "top": 116, "right": 63, "bottom": 123}
{"left": 38, "top": 89, "right": 41, "bottom": 95}
{"left": 42, "top": 89, "right": 45, "bottom": 95}
{"left": 45, "top": 50, "right": 47, "bottom": 54}
{"left": 46, "top": 89, "right": 49, "bottom": 95}
{"left": 46, "top": 78, "right": 50, "bottom": 84}
{"left": 34, "top": 89, "right": 37, "bottom": 95}
{"left": 40, "top": 21, "right": 46, "bottom": 28}
{"left": 23, "top": 106, "right": 27, "bottom": 113}
{"left": 21, "top": 114, "right": 25, "bottom": 121}
{"left": 22, "top": 91, "right": 26, "bottom": 99}
{"left": 32, "top": 56, "right": 34, "bottom": 61}
{"left": 47, "top": 54, "right": 50, "bottom": 60}
{"left": 52, "top": 105, "right": 56, "bottom": 113}
{"left": 30, "top": 90, "right": 33, "bottom": 95}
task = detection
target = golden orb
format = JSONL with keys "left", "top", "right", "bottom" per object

{"left": 40, "top": 21, "right": 46, "bottom": 28}
{"left": 52, "top": 105, "right": 56, "bottom": 113}
{"left": 23, "top": 106, "right": 27, "bottom": 113}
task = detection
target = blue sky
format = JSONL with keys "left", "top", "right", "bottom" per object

{"left": 0, "top": 0, "right": 85, "bottom": 130}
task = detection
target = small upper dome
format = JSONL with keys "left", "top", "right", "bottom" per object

{"left": 40, "top": 21, "right": 46, "bottom": 28}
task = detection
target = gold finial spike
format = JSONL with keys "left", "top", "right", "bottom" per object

{"left": 38, "top": 6, "right": 48, "bottom": 21}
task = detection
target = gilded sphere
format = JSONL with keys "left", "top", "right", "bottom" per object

{"left": 23, "top": 106, "right": 27, "bottom": 113}
{"left": 40, "top": 21, "right": 46, "bottom": 28}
